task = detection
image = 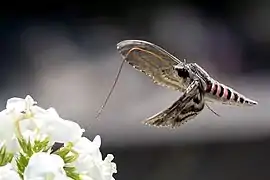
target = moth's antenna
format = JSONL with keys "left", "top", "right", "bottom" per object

{"left": 95, "top": 58, "right": 125, "bottom": 120}
{"left": 205, "top": 103, "right": 220, "bottom": 117}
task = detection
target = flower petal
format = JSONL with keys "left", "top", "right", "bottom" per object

{"left": 36, "top": 113, "right": 84, "bottom": 144}
{"left": 72, "top": 136, "right": 117, "bottom": 180}
{"left": 24, "top": 152, "right": 67, "bottom": 179}
{"left": 0, "top": 163, "right": 21, "bottom": 180}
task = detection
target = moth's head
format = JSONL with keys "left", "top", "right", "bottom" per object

{"left": 173, "top": 63, "right": 191, "bottom": 79}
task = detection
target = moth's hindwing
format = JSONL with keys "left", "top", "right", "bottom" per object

{"left": 143, "top": 80, "right": 205, "bottom": 128}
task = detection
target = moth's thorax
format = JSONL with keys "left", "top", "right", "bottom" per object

{"left": 185, "top": 63, "right": 211, "bottom": 91}
{"left": 173, "top": 66, "right": 193, "bottom": 87}
{"left": 174, "top": 67, "right": 190, "bottom": 79}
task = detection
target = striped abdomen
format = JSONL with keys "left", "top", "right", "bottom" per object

{"left": 205, "top": 80, "right": 258, "bottom": 106}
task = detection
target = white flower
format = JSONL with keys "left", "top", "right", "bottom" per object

{"left": 24, "top": 152, "right": 69, "bottom": 180}
{"left": 0, "top": 163, "right": 21, "bottom": 180}
{"left": 5, "top": 95, "right": 47, "bottom": 125}
{"left": 6, "top": 95, "right": 41, "bottom": 114}
{"left": 0, "top": 95, "right": 84, "bottom": 151}
{"left": 72, "top": 135, "right": 117, "bottom": 180}
{"left": 0, "top": 114, "right": 18, "bottom": 152}
{"left": 73, "top": 135, "right": 102, "bottom": 158}
{"left": 0, "top": 95, "right": 47, "bottom": 152}
{"left": 0, "top": 112, "right": 15, "bottom": 141}
{"left": 0, "top": 95, "right": 117, "bottom": 180}
{"left": 34, "top": 108, "right": 84, "bottom": 144}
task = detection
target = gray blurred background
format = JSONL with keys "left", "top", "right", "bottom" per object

{"left": 1, "top": 0, "right": 270, "bottom": 179}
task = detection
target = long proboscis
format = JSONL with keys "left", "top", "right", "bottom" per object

{"left": 95, "top": 47, "right": 153, "bottom": 120}
{"left": 95, "top": 58, "right": 125, "bottom": 120}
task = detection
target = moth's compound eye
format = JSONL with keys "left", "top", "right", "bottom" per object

{"left": 175, "top": 68, "right": 189, "bottom": 78}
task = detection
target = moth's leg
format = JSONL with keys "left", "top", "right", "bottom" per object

{"left": 143, "top": 79, "right": 204, "bottom": 127}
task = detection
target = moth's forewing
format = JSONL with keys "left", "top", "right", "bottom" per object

{"left": 117, "top": 40, "right": 182, "bottom": 66}
{"left": 117, "top": 40, "right": 186, "bottom": 91}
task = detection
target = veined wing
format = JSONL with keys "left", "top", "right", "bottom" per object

{"left": 143, "top": 80, "right": 205, "bottom": 128}
{"left": 117, "top": 40, "right": 186, "bottom": 91}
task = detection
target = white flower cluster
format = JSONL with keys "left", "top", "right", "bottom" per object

{"left": 0, "top": 95, "right": 117, "bottom": 180}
